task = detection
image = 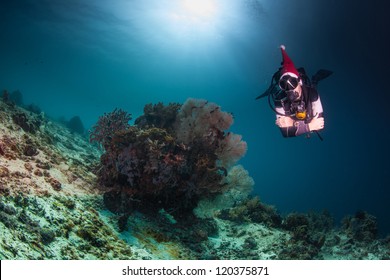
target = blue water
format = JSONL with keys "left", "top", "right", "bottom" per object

{"left": 1, "top": 0, "right": 389, "bottom": 234}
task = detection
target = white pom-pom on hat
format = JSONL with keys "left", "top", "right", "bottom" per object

{"left": 280, "top": 44, "right": 286, "bottom": 50}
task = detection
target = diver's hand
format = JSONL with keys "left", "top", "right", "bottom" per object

{"left": 308, "top": 115, "right": 324, "bottom": 131}
{"left": 275, "top": 116, "right": 294, "bottom": 128}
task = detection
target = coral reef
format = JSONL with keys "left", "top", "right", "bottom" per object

{"left": 0, "top": 98, "right": 100, "bottom": 197}
{"left": 89, "top": 108, "right": 132, "bottom": 150}
{"left": 174, "top": 98, "right": 247, "bottom": 169}
{"left": 217, "top": 196, "right": 282, "bottom": 228}
{"left": 11, "top": 111, "right": 41, "bottom": 134}
{"left": 1, "top": 96, "right": 389, "bottom": 260}
{"left": 278, "top": 211, "right": 331, "bottom": 259}
{"left": 0, "top": 195, "right": 133, "bottom": 259}
{"left": 194, "top": 165, "right": 254, "bottom": 218}
{"left": 0, "top": 97, "right": 133, "bottom": 259}
{"left": 342, "top": 211, "right": 378, "bottom": 242}
{"left": 134, "top": 102, "right": 181, "bottom": 133}
{"left": 90, "top": 99, "right": 248, "bottom": 220}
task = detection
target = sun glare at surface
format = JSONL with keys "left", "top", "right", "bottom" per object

{"left": 160, "top": 0, "right": 221, "bottom": 40}
{"left": 183, "top": 0, "right": 216, "bottom": 18}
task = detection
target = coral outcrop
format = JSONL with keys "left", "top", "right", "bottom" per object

{"left": 90, "top": 99, "right": 248, "bottom": 220}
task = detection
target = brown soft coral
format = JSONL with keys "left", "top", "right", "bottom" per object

{"left": 93, "top": 99, "right": 248, "bottom": 221}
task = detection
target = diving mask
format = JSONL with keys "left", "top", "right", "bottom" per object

{"left": 279, "top": 75, "right": 300, "bottom": 91}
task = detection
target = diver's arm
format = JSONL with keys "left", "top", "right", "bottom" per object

{"left": 308, "top": 95, "right": 324, "bottom": 131}
{"left": 275, "top": 107, "right": 308, "bottom": 137}
{"left": 276, "top": 90, "right": 324, "bottom": 137}
{"left": 311, "top": 95, "right": 324, "bottom": 118}
{"left": 281, "top": 120, "right": 310, "bottom": 137}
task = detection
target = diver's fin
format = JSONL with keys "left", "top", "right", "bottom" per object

{"left": 297, "top": 67, "right": 307, "bottom": 76}
{"left": 256, "top": 90, "right": 270, "bottom": 100}
{"left": 256, "top": 70, "right": 282, "bottom": 100}
{"left": 256, "top": 83, "right": 280, "bottom": 100}
{"left": 311, "top": 69, "right": 333, "bottom": 85}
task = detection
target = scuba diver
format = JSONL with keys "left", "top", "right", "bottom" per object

{"left": 256, "top": 45, "right": 332, "bottom": 139}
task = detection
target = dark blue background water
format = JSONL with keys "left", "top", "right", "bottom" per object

{"left": 1, "top": 0, "right": 389, "bottom": 234}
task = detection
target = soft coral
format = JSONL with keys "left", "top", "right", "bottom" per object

{"left": 92, "top": 99, "right": 248, "bottom": 219}
{"left": 89, "top": 108, "right": 132, "bottom": 150}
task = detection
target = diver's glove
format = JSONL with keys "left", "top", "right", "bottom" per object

{"left": 308, "top": 115, "right": 325, "bottom": 131}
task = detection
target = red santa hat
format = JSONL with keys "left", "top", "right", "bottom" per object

{"left": 280, "top": 45, "right": 299, "bottom": 79}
